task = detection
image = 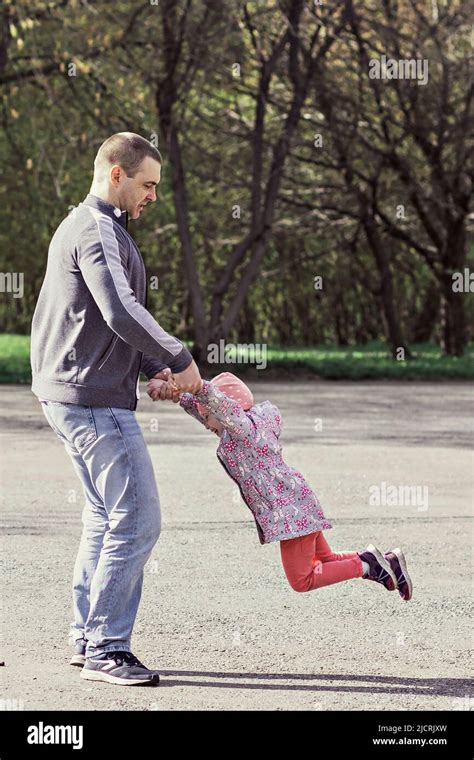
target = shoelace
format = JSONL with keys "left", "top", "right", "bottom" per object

{"left": 361, "top": 555, "right": 395, "bottom": 590}
{"left": 364, "top": 561, "right": 389, "bottom": 583}
{"left": 109, "top": 651, "right": 145, "bottom": 668}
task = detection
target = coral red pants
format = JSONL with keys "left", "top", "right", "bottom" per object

{"left": 280, "top": 531, "right": 363, "bottom": 592}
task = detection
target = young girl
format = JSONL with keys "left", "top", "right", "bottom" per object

{"left": 147, "top": 372, "right": 412, "bottom": 600}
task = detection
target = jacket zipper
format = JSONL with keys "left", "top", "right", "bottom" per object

{"left": 97, "top": 334, "right": 119, "bottom": 370}
{"left": 132, "top": 250, "right": 147, "bottom": 411}
{"left": 119, "top": 212, "right": 144, "bottom": 411}
{"left": 216, "top": 451, "right": 264, "bottom": 541}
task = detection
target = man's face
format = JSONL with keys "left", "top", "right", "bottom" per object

{"left": 113, "top": 156, "right": 161, "bottom": 220}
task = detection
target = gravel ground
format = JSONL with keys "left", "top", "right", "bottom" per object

{"left": 0, "top": 381, "right": 472, "bottom": 711}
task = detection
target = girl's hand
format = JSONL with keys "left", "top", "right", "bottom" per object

{"left": 147, "top": 378, "right": 180, "bottom": 403}
{"left": 147, "top": 378, "right": 164, "bottom": 401}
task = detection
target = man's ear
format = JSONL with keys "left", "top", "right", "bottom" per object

{"left": 110, "top": 164, "right": 122, "bottom": 187}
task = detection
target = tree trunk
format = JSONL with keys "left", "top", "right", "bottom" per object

{"left": 362, "top": 217, "right": 412, "bottom": 358}
{"left": 439, "top": 274, "right": 467, "bottom": 356}
{"left": 412, "top": 287, "right": 440, "bottom": 343}
{"left": 438, "top": 218, "right": 467, "bottom": 356}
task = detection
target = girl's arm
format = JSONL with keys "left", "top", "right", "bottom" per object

{"left": 193, "top": 380, "right": 254, "bottom": 438}
{"left": 147, "top": 377, "right": 208, "bottom": 427}
{"left": 179, "top": 392, "right": 207, "bottom": 427}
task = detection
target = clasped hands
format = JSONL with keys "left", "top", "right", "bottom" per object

{"left": 146, "top": 361, "right": 202, "bottom": 403}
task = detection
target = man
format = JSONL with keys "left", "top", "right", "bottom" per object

{"left": 30, "top": 132, "right": 201, "bottom": 686}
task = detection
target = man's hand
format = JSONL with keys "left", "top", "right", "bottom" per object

{"left": 172, "top": 359, "right": 202, "bottom": 394}
{"left": 148, "top": 367, "right": 180, "bottom": 402}
{"left": 147, "top": 377, "right": 181, "bottom": 402}
{"left": 151, "top": 368, "right": 172, "bottom": 382}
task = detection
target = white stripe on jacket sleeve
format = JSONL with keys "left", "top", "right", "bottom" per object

{"left": 78, "top": 207, "right": 189, "bottom": 363}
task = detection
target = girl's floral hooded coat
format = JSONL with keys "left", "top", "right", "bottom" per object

{"left": 180, "top": 381, "right": 333, "bottom": 544}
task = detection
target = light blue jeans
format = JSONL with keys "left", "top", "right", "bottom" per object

{"left": 39, "top": 401, "right": 161, "bottom": 657}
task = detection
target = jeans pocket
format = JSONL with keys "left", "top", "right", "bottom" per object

{"left": 75, "top": 407, "right": 98, "bottom": 450}
{"left": 41, "top": 402, "right": 98, "bottom": 452}
{"left": 40, "top": 402, "right": 67, "bottom": 442}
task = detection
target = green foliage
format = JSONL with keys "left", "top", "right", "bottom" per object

{"left": 2, "top": 334, "right": 472, "bottom": 383}
{"left": 0, "top": 0, "right": 472, "bottom": 356}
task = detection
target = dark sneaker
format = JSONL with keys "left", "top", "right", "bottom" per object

{"left": 80, "top": 650, "right": 160, "bottom": 686}
{"left": 69, "top": 640, "right": 86, "bottom": 667}
{"left": 385, "top": 548, "right": 413, "bottom": 601}
{"left": 358, "top": 544, "right": 397, "bottom": 591}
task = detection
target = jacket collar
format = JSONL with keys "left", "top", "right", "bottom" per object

{"left": 83, "top": 193, "right": 129, "bottom": 230}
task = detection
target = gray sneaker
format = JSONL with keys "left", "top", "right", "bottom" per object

{"left": 385, "top": 548, "right": 413, "bottom": 601}
{"left": 80, "top": 650, "right": 160, "bottom": 686}
{"left": 358, "top": 544, "right": 397, "bottom": 591}
{"left": 69, "top": 640, "right": 86, "bottom": 668}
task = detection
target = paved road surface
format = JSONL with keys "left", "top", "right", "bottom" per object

{"left": 0, "top": 381, "right": 472, "bottom": 711}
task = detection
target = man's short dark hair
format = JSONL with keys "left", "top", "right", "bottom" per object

{"left": 95, "top": 132, "right": 162, "bottom": 177}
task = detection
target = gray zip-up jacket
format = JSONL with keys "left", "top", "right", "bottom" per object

{"left": 30, "top": 193, "right": 193, "bottom": 411}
